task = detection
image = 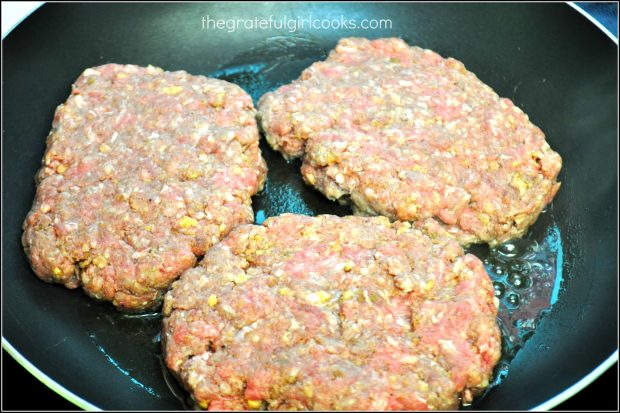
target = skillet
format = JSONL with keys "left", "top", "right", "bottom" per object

{"left": 2, "top": 2, "right": 617, "bottom": 410}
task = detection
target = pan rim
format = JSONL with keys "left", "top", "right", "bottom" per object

{"left": 2, "top": 338, "right": 101, "bottom": 411}
{"left": 3, "top": 338, "right": 618, "bottom": 411}
{"left": 0, "top": 1, "right": 43, "bottom": 40}
{"left": 530, "top": 350, "right": 618, "bottom": 411}
{"left": 568, "top": 1, "right": 618, "bottom": 44}
{"left": 2, "top": 4, "right": 617, "bottom": 43}
{"left": 1, "top": 2, "right": 617, "bottom": 411}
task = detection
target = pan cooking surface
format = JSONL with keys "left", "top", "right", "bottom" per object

{"left": 2, "top": 3, "right": 617, "bottom": 410}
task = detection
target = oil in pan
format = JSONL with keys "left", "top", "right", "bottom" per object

{"left": 466, "top": 217, "right": 565, "bottom": 406}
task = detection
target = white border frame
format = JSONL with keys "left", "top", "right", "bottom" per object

{"left": 2, "top": 2, "right": 618, "bottom": 411}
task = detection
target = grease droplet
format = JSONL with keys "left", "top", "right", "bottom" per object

{"left": 493, "top": 282, "right": 505, "bottom": 298}
{"left": 506, "top": 292, "right": 521, "bottom": 307}
{"left": 508, "top": 273, "right": 532, "bottom": 289}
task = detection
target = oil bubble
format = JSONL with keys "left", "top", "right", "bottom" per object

{"left": 493, "top": 282, "right": 505, "bottom": 298}
{"left": 507, "top": 273, "right": 532, "bottom": 289}
{"left": 529, "top": 262, "right": 546, "bottom": 277}
{"left": 465, "top": 224, "right": 564, "bottom": 408}
{"left": 510, "top": 259, "right": 531, "bottom": 274}
{"left": 506, "top": 292, "right": 521, "bottom": 307}
{"left": 496, "top": 242, "right": 518, "bottom": 258}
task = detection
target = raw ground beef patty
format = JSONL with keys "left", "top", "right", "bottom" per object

{"left": 257, "top": 37, "right": 562, "bottom": 246}
{"left": 22, "top": 64, "right": 267, "bottom": 311}
{"left": 163, "top": 214, "right": 501, "bottom": 410}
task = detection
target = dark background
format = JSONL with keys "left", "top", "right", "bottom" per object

{"left": 2, "top": 1, "right": 618, "bottom": 411}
